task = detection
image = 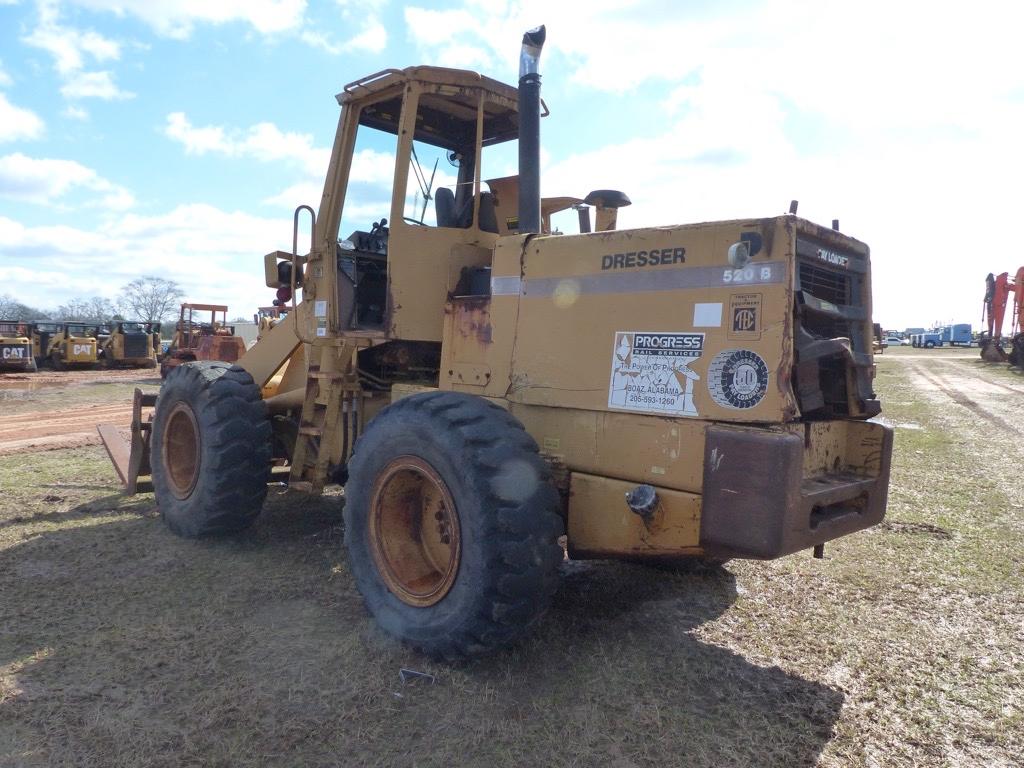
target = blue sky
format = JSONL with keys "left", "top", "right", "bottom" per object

{"left": 0, "top": 0, "right": 1021, "bottom": 329}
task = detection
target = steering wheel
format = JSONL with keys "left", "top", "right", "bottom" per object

{"left": 403, "top": 217, "right": 426, "bottom": 226}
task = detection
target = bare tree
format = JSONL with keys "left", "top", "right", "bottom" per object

{"left": 84, "top": 296, "right": 120, "bottom": 324}
{"left": 54, "top": 298, "right": 91, "bottom": 321}
{"left": 119, "top": 277, "right": 184, "bottom": 323}
{"left": 55, "top": 297, "right": 119, "bottom": 323}
{"left": 0, "top": 294, "right": 51, "bottom": 321}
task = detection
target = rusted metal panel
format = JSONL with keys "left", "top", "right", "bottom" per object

{"left": 699, "top": 422, "right": 892, "bottom": 559}
{"left": 567, "top": 471, "right": 703, "bottom": 558}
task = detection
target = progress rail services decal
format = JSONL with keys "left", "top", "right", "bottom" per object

{"left": 608, "top": 332, "right": 704, "bottom": 417}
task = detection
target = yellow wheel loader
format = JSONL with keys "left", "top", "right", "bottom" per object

{"left": 100, "top": 321, "right": 160, "bottom": 369}
{"left": 0, "top": 320, "right": 36, "bottom": 373}
{"left": 254, "top": 306, "right": 284, "bottom": 342}
{"left": 99, "top": 27, "right": 893, "bottom": 658}
{"left": 46, "top": 322, "right": 100, "bottom": 370}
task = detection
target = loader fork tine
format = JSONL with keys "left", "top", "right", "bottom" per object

{"left": 97, "top": 387, "right": 156, "bottom": 495}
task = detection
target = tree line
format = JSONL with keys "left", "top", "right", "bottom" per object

{"left": 0, "top": 277, "right": 185, "bottom": 325}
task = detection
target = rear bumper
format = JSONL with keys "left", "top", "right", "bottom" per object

{"left": 699, "top": 422, "right": 893, "bottom": 559}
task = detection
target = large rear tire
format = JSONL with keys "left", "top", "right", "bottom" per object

{"left": 344, "top": 391, "right": 564, "bottom": 658}
{"left": 151, "top": 362, "right": 271, "bottom": 537}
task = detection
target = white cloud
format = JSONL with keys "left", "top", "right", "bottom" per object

{"left": 63, "top": 104, "right": 90, "bottom": 120}
{"left": 22, "top": 0, "right": 133, "bottom": 101}
{"left": 0, "top": 60, "right": 12, "bottom": 88}
{"left": 66, "top": 0, "right": 308, "bottom": 39}
{"left": 299, "top": 30, "right": 342, "bottom": 55}
{"left": 263, "top": 181, "right": 323, "bottom": 208}
{"left": 23, "top": 1, "right": 122, "bottom": 75}
{"left": 0, "top": 152, "right": 134, "bottom": 209}
{"left": 60, "top": 69, "right": 134, "bottom": 100}
{"left": 164, "top": 112, "right": 402, "bottom": 213}
{"left": 331, "top": 0, "right": 388, "bottom": 54}
{"left": 0, "top": 205, "right": 291, "bottom": 316}
{"left": 0, "top": 94, "right": 45, "bottom": 142}
{"left": 164, "top": 112, "right": 327, "bottom": 176}
{"left": 347, "top": 19, "right": 386, "bottom": 53}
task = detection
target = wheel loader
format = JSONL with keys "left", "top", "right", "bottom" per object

{"left": 99, "top": 321, "right": 161, "bottom": 369}
{"left": 99, "top": 27, "right": 893, "bottom": 658}
{"left": 0, "top": 320, "right": 36, "bottom": 373}
{"left": 254, "top": 306, "right": 284, "bottom": 342}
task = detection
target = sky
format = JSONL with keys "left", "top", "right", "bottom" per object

{"left": 0, "top": 0, "right": 1021, "bottom": 330}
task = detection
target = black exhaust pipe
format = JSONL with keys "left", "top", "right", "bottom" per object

{"left": 518, "top": 25, "right": 546, "bottom": 235}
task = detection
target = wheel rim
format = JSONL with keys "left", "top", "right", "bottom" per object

{"left": 368, "top": 456, "right": 461, "bottom": 607}
{"left": 163, "top": 402, "right": 201, "bottom": 499}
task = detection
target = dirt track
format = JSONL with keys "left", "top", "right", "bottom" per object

{"left": 0, "top": 404, "right": 133, "bottom": 456}
{"left": 0, "top": 369, "right": 153, "bottom": 456}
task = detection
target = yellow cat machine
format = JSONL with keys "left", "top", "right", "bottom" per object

{"left": 100, "top": 321, "right": 161, "bottom": 369}
{"left": 0, "top": 320, "right": 36, "bottom": 373}
{"left": 47, "top": 322, "right": 99, "bottom": 370}
{"left": 160, "top": 303, "right": 246, "bottom": 379}
{"left": 100, "top": 27, "right": 892, "bottom": 658}
{"left": 29, "top": 322, "right": 60, "bottom": 368}
{"left": 254, "top": 306, "right": 284, "bottom": 342}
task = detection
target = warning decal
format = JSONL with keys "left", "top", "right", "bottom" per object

{"left": 608, "top": 332, "right": 704, "bottom": 417}
{"left": 707, "top": 349, "right": 769, "bottom": 409}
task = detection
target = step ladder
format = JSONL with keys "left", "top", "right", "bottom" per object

{"left": 288, "top": 342, "right": 364, "bottom": 493}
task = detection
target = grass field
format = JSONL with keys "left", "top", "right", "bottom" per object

{"left": 1, "top": 348, "right": 1022, "bottom": 767}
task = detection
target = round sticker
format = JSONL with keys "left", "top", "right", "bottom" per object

{"left": 707, "top": 349, "right": 769, "bottom": 409}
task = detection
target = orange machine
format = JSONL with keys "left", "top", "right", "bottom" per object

{"left": 160, "top": 303, "right": 246, "bottom": 378}
{"left": 980, "top": 268, "right": 1024, "bottom": 363}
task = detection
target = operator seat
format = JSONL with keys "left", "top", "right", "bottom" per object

{"left": 435, "top": 187, "right": 475, "bottom": 229}
{"left": 478, "top": 192, "right": 498, "bottom": 233}
{"left": 435, "top": 187, "right": 457, "bottom": 227}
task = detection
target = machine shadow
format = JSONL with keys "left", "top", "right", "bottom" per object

{"left": 458, "top": 559, "right": 845, "bottom": 767}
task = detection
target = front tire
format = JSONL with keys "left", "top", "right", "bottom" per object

{"left": 344, "top": 392, "right": 564, "bottom": 658}
{"left": 151, "top": 362, "right": 271, "bottom": 537}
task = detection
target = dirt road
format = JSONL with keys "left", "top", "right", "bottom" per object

{"left": 0, "top": 403, "right": 133, "bottom": 456}
{"left": 0, "top": 369, "right": 154, "bottom": 456}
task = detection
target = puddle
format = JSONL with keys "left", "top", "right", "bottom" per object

{"left": 869, "top": 416, "right": 923, "bottom": 431}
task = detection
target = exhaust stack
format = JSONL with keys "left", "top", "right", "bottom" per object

{"left": 517, "top": 25, "right": 546, "bottom": 235}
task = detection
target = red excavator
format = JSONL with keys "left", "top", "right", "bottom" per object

{"left": 980, "top": 268, "right": 1024, "bottom": 364}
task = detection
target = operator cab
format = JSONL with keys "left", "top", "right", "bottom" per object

{"left": 268, "top": 66, "right": 625, "bottom": 340}
{"left": 328, "top": 67, "right": 521, "bottom": 336}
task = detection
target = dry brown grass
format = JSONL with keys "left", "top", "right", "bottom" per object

{"left": 1, "top": 350, "right": 1022, "bottom": 767}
